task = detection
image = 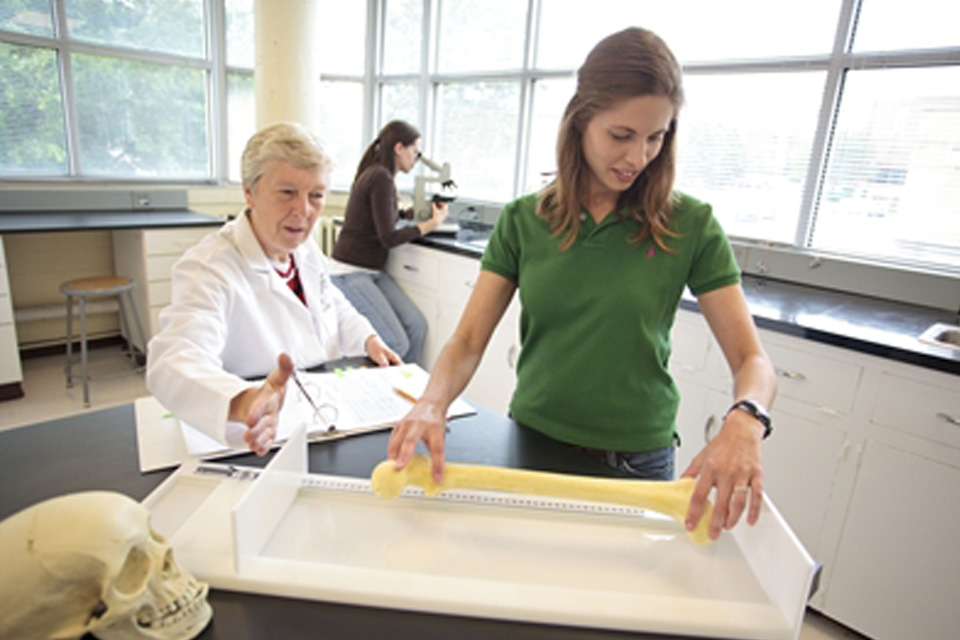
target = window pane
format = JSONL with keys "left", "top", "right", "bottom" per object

{"left": 319, "top": 80, "right": 364, "bottom": 189}
{"left": 65, "top": 0, "right": 205, "bottom": 59}
{"left": 0, "top": 41, "right": 67, "bottom": 175}
{"left": 813, "top": 67, "right": 960, "bottom": 270}
{"left": 0, "top": 0, "right": 54, "bottom": 36}
{"left": 524, "top": 77, "right": 575, "bottom": 193}
{"left": 317, "top": 0, "right": 366, "bottom": 76}
{"left": 380, "top": 81, "right": 420, "bottom": 193}
{"left": 225, "top": 0, "right": 254, "bottom": 68}
{"left": 537, "top": 0, "right": 841, "bottom": 68}
{"left": 382, "top": 0, "right": 421, "bottom": 75}
{"left": 380, "top": 82, "right": 419, "bottom": 129}
{"left": 676, "top": 72, "right": 825, "bottom": 243}
{"left": 435, "top": 81, "right": 520, "bottom": 202}
{"left": 73, "top": 53, "right": 208, "bottom": 177}
{"left": 853, "top": 0, "right": 960, "bottom": 52}
{"left": 437, "top": 0, "right": 527, "bottom": 73}
{"left": 226, "top": 71, "right": 255, "bottom": 183}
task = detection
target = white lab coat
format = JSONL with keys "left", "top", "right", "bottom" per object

{"left": 146, "top": 211, "right": 376, "bottom": 444}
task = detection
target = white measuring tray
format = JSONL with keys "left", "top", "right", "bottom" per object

{"left": 143, "top": 425, "right": 816, "bottom": 639}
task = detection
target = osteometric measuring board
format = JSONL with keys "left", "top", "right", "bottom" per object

{"left": 143, "top": 425, "right": 816, "bottom": 640}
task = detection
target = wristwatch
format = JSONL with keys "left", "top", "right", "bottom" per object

{"left": 725, "top": 399, "right": 773, "bottom": 439}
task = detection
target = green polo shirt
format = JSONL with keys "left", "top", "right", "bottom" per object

{"left": 481, "top": 192, "right": 740, "bottom": 451}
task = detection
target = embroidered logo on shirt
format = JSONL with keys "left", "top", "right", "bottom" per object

{"left": 646, "top": 246, "right": 657, "bottom": 259}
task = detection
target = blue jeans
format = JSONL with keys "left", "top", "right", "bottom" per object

{"left": 332, "top": 271, "right": 427, "bottom": 365}
{"left": 580, "top": 445, "right": 676, "bottom": 481}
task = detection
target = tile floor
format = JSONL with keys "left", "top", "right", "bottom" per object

{"left": 1, "top": 351, "right": 870, "bottom": 640}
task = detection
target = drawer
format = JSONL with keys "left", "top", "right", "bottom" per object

{"left": 143, "top": 226, "right": 213, "bottom": 256}
{"left": 0, "top": 293, "right": 12, "bottom": 324}
{"left": 148, "top": 280, "right": 172, "bottom": 307}
{"left": 439, "top": 255, "right": 480, "bottom": 311}
{"left": 871, "top": 372, "right": 960, "bottom": 449}
{"left": 387, "top": 245, "right": 441, "bottom": 292}
{"left": 145, "top": 255, "right": 182, "bottom": 282}
{"left": 763, "top": 337, "right": 863, "bottom": 413}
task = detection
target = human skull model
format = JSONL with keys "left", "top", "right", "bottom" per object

{"left": 0, "top": 491, "right": 212, "bottom": 640}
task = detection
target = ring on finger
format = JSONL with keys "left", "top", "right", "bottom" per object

{"left": 732, "top": 485, "right": 751, "bottom": 494}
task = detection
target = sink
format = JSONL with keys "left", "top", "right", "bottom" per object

{"left": 918, "top": 323, "right": 960, "bottom": 350}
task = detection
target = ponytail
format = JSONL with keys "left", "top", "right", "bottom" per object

{"left": 353, "top": 121, "right": 421, "bottom": 185}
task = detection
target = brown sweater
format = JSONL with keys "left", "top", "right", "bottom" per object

{"left": 333, "top": 165, "right": 421, "bottom": 270}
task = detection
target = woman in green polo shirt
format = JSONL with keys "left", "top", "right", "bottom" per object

{"left": 387, "top": 27, "right": 777, "bottom": 542}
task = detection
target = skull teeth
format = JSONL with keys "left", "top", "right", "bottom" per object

{"left": 138, "top": 582, "right": 209, "bottom": 629}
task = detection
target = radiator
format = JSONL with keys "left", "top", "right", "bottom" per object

{"left": 319, "top": 217, "right": 341, "bottom": 256}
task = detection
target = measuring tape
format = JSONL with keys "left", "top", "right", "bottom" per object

{"left": 193, "top": 462, "right": 662, "bottom": 520}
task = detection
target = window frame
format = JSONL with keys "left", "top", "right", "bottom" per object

{"left": 0, "top": 0, "right": 225, "bottom": 184}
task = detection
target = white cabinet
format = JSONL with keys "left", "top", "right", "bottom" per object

{"left": 669, "top": 313, "right": 851, "bottom": 565}
{"left": 821, "top": 363, "right": 960, "bottom": 639}
{"left": 387, "top": 244, "right": 521, "bottom": 414}
{"left": 113, "top": 226, "right": 214, "bottom": 351}
{"left": 671, "top": 304, "right": 960, "bottom": 640}
{"left": 824, "top": 439, "right": 960, "bottom": 640}
{"left": 0, "top": 237, "right": 23, "bottom": 391}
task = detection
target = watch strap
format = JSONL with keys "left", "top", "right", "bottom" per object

{"left": 726, "top": 399, "right": 773, "bottom": 439}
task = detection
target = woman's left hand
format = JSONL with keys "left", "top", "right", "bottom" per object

{"left": 365, "top": 334, "right": 403, "bottom": 366}
{"left": 681, "top": 412, "right": 765, "bottom": 541}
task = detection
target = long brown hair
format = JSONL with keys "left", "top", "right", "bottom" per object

{"left": 539, "top": 27, "right": 684, "bottom": 252}
{"left": 353, "top": 120, "right": 420, "bottom": 184}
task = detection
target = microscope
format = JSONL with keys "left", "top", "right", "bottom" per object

{"left": 413, "top": 155, "right": 458, "bottom": 221}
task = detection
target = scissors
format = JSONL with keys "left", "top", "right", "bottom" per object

{"left": 291, "top": 369, "right": 339, "bottom": 434}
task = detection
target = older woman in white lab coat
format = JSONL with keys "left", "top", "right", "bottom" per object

{"left": 147, "top": 122, "right": 400, "bottom": 455}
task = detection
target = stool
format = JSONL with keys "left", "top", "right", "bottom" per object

{"left": 60, "top": 276, "right": 147, "bottom": 408}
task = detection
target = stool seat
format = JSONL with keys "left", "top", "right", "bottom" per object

{"left": 60, "top": 275, "right": 146, "bottom": 408}
{"left": 60, "top": 276, "right": 134, "bottom": 295}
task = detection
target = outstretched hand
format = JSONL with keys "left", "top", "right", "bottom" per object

{"left": 229, "top": 353, "right": 295, "bottom": 456}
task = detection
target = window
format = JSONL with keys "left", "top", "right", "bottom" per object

{"left": 2, "top": 0, "right": 215, "bottom": 180}
{"left": 376, "top": 0, "right": 960, "bottom": 274}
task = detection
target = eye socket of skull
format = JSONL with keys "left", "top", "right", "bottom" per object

{"left": 114, "top": 546, "right": 151, "bottom": 595}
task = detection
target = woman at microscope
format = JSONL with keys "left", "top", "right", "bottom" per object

{"left": 330, "top": 120, "right": 448, "bottom": 365}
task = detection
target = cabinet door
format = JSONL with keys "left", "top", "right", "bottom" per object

{"left": 824, "top": 440, "right": 960, "bottom": 640}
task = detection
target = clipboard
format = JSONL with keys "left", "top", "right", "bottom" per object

{"left": 135, "top": 363, "right": 475, "bottom": 472}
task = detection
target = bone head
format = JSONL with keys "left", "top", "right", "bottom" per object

{"left": 371, "top": 456, "right": 443, "bottom": 498}
{"left": 0, "top": 491, "right": 212, "bottom": 640}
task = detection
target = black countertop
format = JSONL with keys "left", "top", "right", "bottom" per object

{"left": 416, "top": 231, "right": 960, "bottom": 376}
{"left": 0, "top": 209, "right": 223, "bottom": 233}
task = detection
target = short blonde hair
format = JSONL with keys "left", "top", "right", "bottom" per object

{"left": 241, "top": 122, "right": 332, "bottom": 193}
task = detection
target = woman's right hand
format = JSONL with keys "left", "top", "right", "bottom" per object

{"left": 418, "top": 201, "right": 449, "bottom": 235}
{"left": 387, "top": 400, "right": 449, "bottom": 483}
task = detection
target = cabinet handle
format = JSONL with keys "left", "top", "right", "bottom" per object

{"left": 703, "top": 414, "right": 717, "bottom": 443}
{"left": 937, "top": 412, "right": 960, "bottom": 427}
{"left": 776, "top": 367, "right": 806, "bottom": 381}
{"left": 465, "top": 279, "right": 475, "bottom": 289}
{"left": 402, "top": 264, "right": 419, "bottom": 272}
{"left": 506, "top": 344, "right": 518, "bottom": 370}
